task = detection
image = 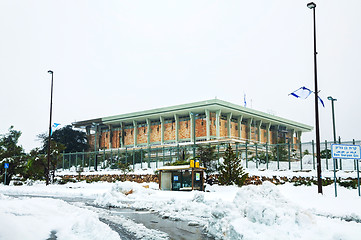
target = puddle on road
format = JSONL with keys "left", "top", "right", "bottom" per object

{"left": 107, "top": 207, "right": 214, "bottom": 240}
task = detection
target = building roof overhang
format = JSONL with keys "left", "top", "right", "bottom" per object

{"left": 157, "top": 165, "right": 206, "bottom": 171}
{"left": 72, "top": 99, "right": 313, "bottom": 132}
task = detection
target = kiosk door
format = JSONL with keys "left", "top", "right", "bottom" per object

{"left": 161, "top": 172, "right": 172, "bottom": 190}
{"left": 193, "top": 171, "right": 203, "bottom": 190}
{"left": 172, "top": 172, "right": 182, "bottom": 191}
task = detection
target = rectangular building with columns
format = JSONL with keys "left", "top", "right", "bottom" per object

{"left": 72, "top": 99, "right": 312, "bottom": 150}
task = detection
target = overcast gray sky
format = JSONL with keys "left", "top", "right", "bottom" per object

{"left": 1, "top": 0, "right": 360, "bottom": 152}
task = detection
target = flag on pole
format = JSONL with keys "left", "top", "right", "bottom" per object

{"left": 289, "top": 86, "right": 312, "bottom": 99}
{"left": 318, "top": 96, "right": 325, "bottom": 108}
{"left": 51, "top": 123, "right": 61, "bottom": 136}
{"left": 244, "top": 93, "right": 247, "bottom": 107}
{"left": 289, "top": 86, "right": 325, "bottom": 107}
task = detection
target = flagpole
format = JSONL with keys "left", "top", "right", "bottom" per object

{"left": 307, "top": 2, "right": 323, "bottom": 194}
{"left": 46, "top": 70, "right": 54, "bottom": 186}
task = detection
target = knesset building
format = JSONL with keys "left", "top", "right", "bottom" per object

{"left": 73, "top": 99, "right": 312, "bottom": 151}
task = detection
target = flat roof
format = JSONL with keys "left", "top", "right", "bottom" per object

{"left": 73, "top": 99, "right": 312, "bottom": 132}
{"left": 157, "top": 165, "right": 206, "bottom": 171}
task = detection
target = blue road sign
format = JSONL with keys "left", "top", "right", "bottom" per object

{"left": 4, "top": 163, "right": 9, "bottom": 169}
{"left": 331, "top": 144, "right": 361, "bottom": 159}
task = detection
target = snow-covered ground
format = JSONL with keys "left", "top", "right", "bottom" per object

{"left": 0, "top": 194, "right": 120, "bottom": 240}
{"left": 1, "top": 169, "right": 361, "bottom": 240}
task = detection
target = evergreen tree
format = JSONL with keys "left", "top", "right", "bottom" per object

{"left": 197, "top": 145, "right": 217, "bottom": 178}
{"left": 218, "top": 144, "right": 248, "bottom": 187}
{"left": 0, "top": 126, "right": 26, "bottom": 185}
{"left": 25, "top": 142, "right": 65, "bottom": 183}
{"left": 271, "top": 140, "right": 288, "bottom": 161}
{"left": 117, "top": 162, "right": 133, "bottom": 181}
{"left": 24, "top": 148, "right": 46, "bottom": 180}
{"left": 48, "top": 141, "right": 66, "bottom": 182}
{"left": 38, "top": 125, "right": 89, "bottom": 153}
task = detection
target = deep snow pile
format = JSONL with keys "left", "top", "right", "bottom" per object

{"left": 1, "top": 178, "right": 361, "bottom": 240}
{"left": 0, "top": 194, "right": 120, "bottom": 240}
{"left": 94, "top": 181, "right": 361, "bottom": 240}
{"left": 206, "top": 183, "right": 315, "bottom": 239}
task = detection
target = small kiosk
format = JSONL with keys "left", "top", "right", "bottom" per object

{"left": 157, "top": 161, "right": 205, "bottom": 191}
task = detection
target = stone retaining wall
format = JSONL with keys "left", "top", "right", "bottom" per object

{"left": 59, "top": 174, "right": 357, "bottom": 187}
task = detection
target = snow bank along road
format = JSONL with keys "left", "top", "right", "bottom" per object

{"left": 1, "top": 180, "right": 361, "bottom": 240}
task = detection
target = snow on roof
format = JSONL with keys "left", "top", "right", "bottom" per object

{"left": 157, "top": 165, "right": 206, "bottom": 171}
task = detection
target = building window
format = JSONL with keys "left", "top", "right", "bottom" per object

{"left": 186, "top": 123, "right": 188, "bottom": 128}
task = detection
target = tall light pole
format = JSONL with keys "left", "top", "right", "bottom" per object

{"left": 46, "top": 70, "right": 54, "bottom": 186}
{"left": 328, "top": 96, "right": 338, "bottom": 168}
{"left": 327, "top": 96, "right": 337, "bottom": 144}
{"left": 307, "top": 2, "right": 322, "bottom": 194}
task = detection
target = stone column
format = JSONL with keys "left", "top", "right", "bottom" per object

{"left": 265, "top": 123, "right": 271, "bottom": 144}
{"left": 205, "top": 109, "right": 210, "bottom": 141}
{"left": 120, "top": 122, "right": 124, "bottom": 148}
{"left": 297, "top": 131, "right": 302, "bottom": 144}
{"left": 237, "top": 116, "right": 243, "bottom": 140}
{"left": 190, "top": 112, "right": 195, "bottom": 143}
{"left": 174, "top": 114, "right": 179, "bottom": 143}
{"left": 146, "top": 118, "right": 151, "bottom": 146}
{"left": 160, "top": 116, "right": 164, "bottom": 145}
{"left": 247, "top": 118, "right": 253, "bottom": 142}
{"left": 108, "top": 125, "right": 113, "bottom": 149}
{"left": 133, "top": 120, "right": 137, "bottom": 147}
{"left": 86, "top": 126, "right": 91, "bottom": 135}
{"left": 257, "top": 120, "right": 262, "bottom": 143}
{"left": 289, "top": 129, "right": 295, "bottom": 145}
{"left": 216, "top": 110, "right": 221, "bottom": 139}
{"left": 227, "top": 113, "right": 232, "bottom": 138}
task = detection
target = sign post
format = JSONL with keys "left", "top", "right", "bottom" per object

{"left": 332, "top": 157, "right": 337, "bottom": 197}
{"left": 357, "top": 160, "right": 360, "bottom": 197}
{"left": 4, "top": 163, "right": 9, "bottom": 185}
{"left": 331, "top": 144, "right": 361, "bottom": 197}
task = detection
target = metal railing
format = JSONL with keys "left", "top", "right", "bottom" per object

{"left": 59, "top": 140, "right": 361, "bottom": 172}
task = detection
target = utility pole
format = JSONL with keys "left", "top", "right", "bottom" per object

{"left": 46, "top": 70, "right": 54, "bottom": 186}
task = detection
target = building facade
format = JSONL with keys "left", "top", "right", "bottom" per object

{"left": 72, "top": 99, "right": 312, "bottom": 151}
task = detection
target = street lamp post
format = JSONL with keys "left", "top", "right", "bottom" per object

{"left": 328, "top": 96, "right": 338, "bottom": 168}
{"left": 307, "top": 2, "right": 322, "bottom": 194}
{"left": 327, "top": 96, "right": 337, "bottom": 144}
{"left": 46, "top": 70, "right": 54, "bottom": 186}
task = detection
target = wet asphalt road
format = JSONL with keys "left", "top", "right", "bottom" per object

{"left": 6, "top": 194, "right": 214, "bottom": 240}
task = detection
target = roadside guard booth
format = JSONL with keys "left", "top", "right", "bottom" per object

{"left": 157, "top": 160, "right": 205, "bottom": 191}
